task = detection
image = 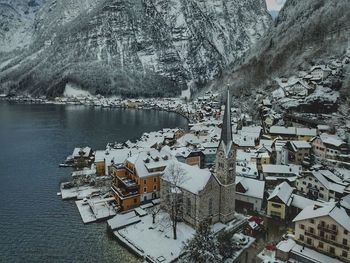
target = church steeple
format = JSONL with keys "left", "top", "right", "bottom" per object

{"left": 221, "top": 89, "right": 233, "bottom": 146}
{"left": 215, "top": 88, "right": 236, "bottom": 223}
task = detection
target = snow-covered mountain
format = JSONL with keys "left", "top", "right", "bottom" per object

{"left": 0, "top": 0, "right": 271, "bottom": 97}
{"left": 210, "top": 0, "right": 350, "bottom": 96}
{"left": 0, "top": 0, "right": 45, "bottom": 53}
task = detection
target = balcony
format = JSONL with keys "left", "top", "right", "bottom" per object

{"left": 111, "top": 178, "right": 139, "bottom": 200}
{"left": 305, "top": 230, "right": 349, "bottom": 250}
{"left": 317, "top": 224, "right": 338, "bottom": 234}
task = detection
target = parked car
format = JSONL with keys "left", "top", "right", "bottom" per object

{"left": 232, "top": 233, "right": 249, "bottom": 245}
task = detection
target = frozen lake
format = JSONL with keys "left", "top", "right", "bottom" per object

{"left": 0, "top": 102, "right": 187, "bottom": 263}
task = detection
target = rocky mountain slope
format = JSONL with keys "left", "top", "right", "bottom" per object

{"left": 210, "top": 0, "right": 350, "bottom": 96}
{"left": 0, "top": 0, "right": 271, "bottom": 97}
{"left": 0, "top": 0, "right": 45, "bottom": 53}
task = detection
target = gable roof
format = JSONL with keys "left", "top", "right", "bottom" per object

{"left": 293, "top": 203, "right": 350, "bottom": 232}
{"left": 268, "top": 181, "right": 293, "bottom": 205}
{"left": 236, "top": 176, "right": 265, "bottom": 199}
{"left": 162, "top": 161, "right": 212, "bottom": 195}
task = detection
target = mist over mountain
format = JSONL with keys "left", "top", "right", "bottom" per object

{"left": 0, "top": 0, "right": 271, "bottom": 98}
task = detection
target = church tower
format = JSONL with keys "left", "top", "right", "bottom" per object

{"left": 216, "top": 89, "right": 236, "bottom": 223}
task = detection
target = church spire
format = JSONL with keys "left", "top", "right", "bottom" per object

{"left": 220, "top": 89, "right": 232, "bottom": 146}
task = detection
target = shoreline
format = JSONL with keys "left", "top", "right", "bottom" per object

{"left": 0, "top": 96, "right": 193, "bottom": 124}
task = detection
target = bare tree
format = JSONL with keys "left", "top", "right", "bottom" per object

{"left": 161, "top": 162, "right": 187, "bottom": 240}
{"left": 149, "top": 204, "right": 161, "bottom": 224}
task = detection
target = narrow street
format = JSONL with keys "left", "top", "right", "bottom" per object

{"left": 238, "top": 216, "right": 293, "bottom": 263}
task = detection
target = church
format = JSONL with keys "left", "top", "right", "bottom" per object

{"left": 160, "top": 90, "right": 237, "bottom": 227}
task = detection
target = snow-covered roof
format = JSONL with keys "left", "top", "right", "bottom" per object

{"left": 127, "top": 148, "right": 174, "bottom": 178}
{"left": 296, "top": 128, "right": 317, "bottom": 137}
{"left": 95, "top": 148, "right": 138, "bottom": 165}
{"left": 291, "top": 194, "right": 323, "bottom": 210}
{"left": 276, "top": 239, "right": 296, "bottom": 253}
{"left": 288, "top": 141, "right": 311, "bottom": 151}
{"left": 268, "top": 181, "right": 293, "bottom": 205}
{"left": 293, "top": 203, "right": 350, "bottom": 232}
{"left": 319, "top": 133, "right": 346, "bottom": 147}
{"left": 232, "top": 134, "right": 256, "bottom": 147}
{"left": 236, "top": 149, "right": 257, "bottom": 162}
{"left": 262, "top": 164, "right": 301, "bottom": 175}
{"left": 236, "top": 162, "right": 259, "bottom": 178}
{"left": 73, "top": 147, "right": 91, "bottom": 158}
{"left": 311, "top": 170, "right": 346, "bottom": 194}
{"left": 269, "top": 126, "right": 296, "bottom": 135}
{"left": 291, "top": 242, "right": 344, "bottom": 263}
{"left": 236, "top": 176, "right": 265, "bottom": 199}
{"left": 162, "top": 161, "right": 211, "bottom": 195}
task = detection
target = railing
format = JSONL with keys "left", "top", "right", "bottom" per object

{"left": 317, "top": 224, "right": 338, "bottom": 234}
{"left": 304, "top": 230, "right": 349, "bottom": 250}
{"left": 111, "top": 184, "right": 139, "bottom": 199}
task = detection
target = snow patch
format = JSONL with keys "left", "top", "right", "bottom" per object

{"left": 63, "top": 83, "right": 91, "bottom": 98}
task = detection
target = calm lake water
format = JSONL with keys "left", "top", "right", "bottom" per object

{"left": 0, "top": 102, "right": 188, "bottom": 263}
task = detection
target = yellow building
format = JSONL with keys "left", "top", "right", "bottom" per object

{"left": 267, "top": 181, "right": 293, "bottom": 220}
{"left": 252, "top": 152, "right": 270, "bottom": 171}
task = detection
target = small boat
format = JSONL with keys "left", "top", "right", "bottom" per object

{"left": 57, "top": 192, "right": 62, "bottom": 196}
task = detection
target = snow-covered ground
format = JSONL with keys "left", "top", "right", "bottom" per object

{"left": 114, "top": 211, "right": 195, "bottom": 262}
{"left": 76, "top": 196, "right": 117, "bottom": 223}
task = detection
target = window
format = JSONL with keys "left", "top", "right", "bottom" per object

{"left": 186, "top": 198, "right": 191, "bottom": 215}
{"left": 134, "top": 198, "right": 137, "bottom": 203}
{"left": 331, "top": 235, "right": 336, "bottom": 241}
{"left": 320, "top": 221, "right": 325, "bottom": 227}
{"left": 332, "top": 224, "right": 337, "bottom": 231}
{"left": 320, "top": 187, "right": 324, "bottom": 191}
{"left": 153, "top": 185, "right": 157, "bottom": 191}
{"left": 330, "top": 247, "right": 335, "bottom": 255}
{"left": 303, "top": 181, "right": 306, "bottom": 185}
{"left": 319, "top": 193, "right": 324, "bottom": 198}
{"left": 307, "top": 238, "right": 312, "bottom": 245}
{"left": 153, "top": 177, "right": 157, "bottom": 182}
{"left": 309, "top": 227, "right": 314, "bottom": 234}
{"left": 320, "top": 231, "right": 325, "bottom": 237}
{"left": 272, "top": 203, "right": 281, "bottom": 208}
{"left": 310, "top": 219, "right": 315, "bottom": 224}
{"left": 144, "top": 179, "right": 147, "bottom": 185}
{"left": 144, "top": 187, "right": 147, "bottom": 193}
{"left": 342, "top": 251, "right": 348, "bottom": 258}
{"left": 300, "top": 224, "right": 305, "bottom": 230}
{"left": 299, "top": 234, "right": 304, "bottom": 241}
{"left": 343, "top": 239, "right": 348, "bottom": 246}
{"left": 319, "top": 242, "right": 323, "bottom": 249}
{"left": 345, "top": 230, "right": 348, "bottom": 235}
{"left": 208, "top": 198, "right": 213, "bottom": 215}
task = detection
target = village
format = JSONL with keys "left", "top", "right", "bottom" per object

{"left": 4, "top": 50, "right": 350, "bottom": 263}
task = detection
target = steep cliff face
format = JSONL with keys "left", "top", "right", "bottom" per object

{"left": 0, "top": 0, "right": 45, "bottom": 53}
{"left": 0, "top": 0, "right": 271, "bottom": 97}
{"left": 210, "top": 0, "right": 350, "bottom": 95}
